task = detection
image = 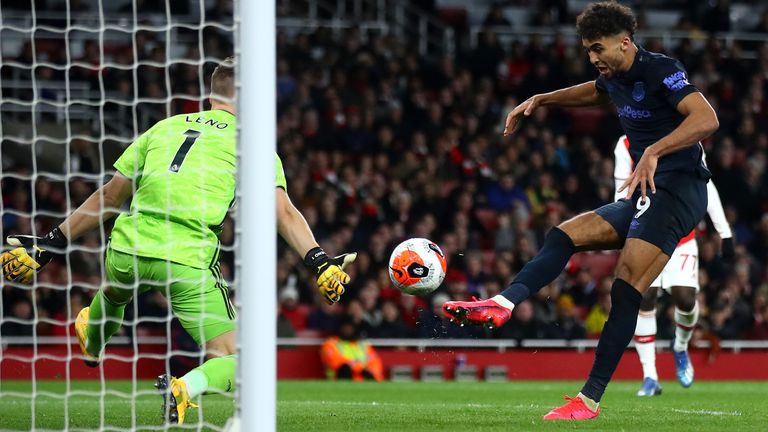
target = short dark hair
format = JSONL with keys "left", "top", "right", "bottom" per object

{"left": 576, "top": 1, "right": 637, "bottom": 41}
{"left": 211, "top": 56, "right": 235, "bottom": 99}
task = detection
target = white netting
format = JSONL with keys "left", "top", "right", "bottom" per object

{"left": 0, "top": 1, "right": 235, "bottom": 430}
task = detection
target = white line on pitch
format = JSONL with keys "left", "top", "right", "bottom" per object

{"left": 671, "top": 408, "right": 742, "bottom": 417}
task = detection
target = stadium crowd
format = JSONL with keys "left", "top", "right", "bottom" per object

{"left": 1, "top": 2, "right": 768, "bottom": 347}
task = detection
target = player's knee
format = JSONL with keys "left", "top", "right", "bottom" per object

{"left": 640, "top": 289, "right": 657, "bottom": 311}
{"left": 614, "top": 262, "right": 635, "bottom": 286}
{"left": 205, "top": 331, "right": 236, "bottom": 358}
{"left": 102, "top": 286, "right": 132, "bottom": 306}
{"left": 671, "top": 287, "right": 696, "bottom": 312}
{"left": 545, "top": 226, "right": 575, "bottom": 251}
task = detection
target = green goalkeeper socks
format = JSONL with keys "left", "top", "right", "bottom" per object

{"left": 85, "top": 290, "right": 126, "bottom": 355}
{"left": 182, "top": 354, "right": 236, "bottom": 398}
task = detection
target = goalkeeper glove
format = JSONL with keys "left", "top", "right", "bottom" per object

{"left": 1, "top": 227, "right": 67, "bottom": 283}
{"left": 304, "top": 247, "right": 357, "bottom": 305}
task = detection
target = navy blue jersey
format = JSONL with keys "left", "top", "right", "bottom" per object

{"left": 595, "top": 46, "right": 711, "bottom": 180}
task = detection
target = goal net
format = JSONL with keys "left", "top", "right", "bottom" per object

{"left": 0, "top": 1, "right": 238, "bottom": 430}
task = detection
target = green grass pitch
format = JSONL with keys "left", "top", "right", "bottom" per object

{"left": 0, "top": 380, "right": 766, "bottom": 431}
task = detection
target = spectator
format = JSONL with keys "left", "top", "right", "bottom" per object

{"left": 482, "top": 4, "right": 511, "bottom": 27}
{"left": 370, "top": 300, "right": 412, "bottom": 338}
{"left": 320, "top": 315, "right": 384, "bottom": 381}
{"left": 546, "top": 295, "right": 587, "bottom": 340}
{"left": 279, "top": 284, "right": 308, "bottom": 333}
{"left": 497, "top": 301, "right": 546, "bottom": 341}
{"left": 486, "top": 174, "right": 530, "bottom": 212}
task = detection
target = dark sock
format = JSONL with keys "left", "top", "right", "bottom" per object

{"left": 500, "top": 227, "right": 575, "bottom": 304}
{"left": 581, "top": 279, "right": 642, "bottom": 402}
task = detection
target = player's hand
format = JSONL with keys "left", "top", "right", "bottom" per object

{"left": 503, "top": 95, "right": 542, "bottom": 136}
{"left": 304, "top": 247, "right": 357, "bottom": 305}
{"left": 0, "top": 228, "right": 67, "bottom": 283}
{"left": 618, "top": 149, "right": 659, "bottom": 201}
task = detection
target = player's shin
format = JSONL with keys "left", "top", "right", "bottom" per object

{"left": 85, "top": 290, "right": 126, "bottom": 355}
{"left": 498, "top": 227, "right": 575, "bottom": 306}
{"left": 181, "top": 354, "right": 236, "bottom": 398}
{"left": 581, "top": 279, "right": 642, "bottom": 402}
{"left": 634, "top": 310, "right": 658, "bottom": 381}
{"left": 674, "top": 301, "right": 699, "bottom": 352}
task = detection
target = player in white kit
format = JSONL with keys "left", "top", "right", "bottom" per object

{"left": 613, "top": 135, "right": 733, "bottom": 396}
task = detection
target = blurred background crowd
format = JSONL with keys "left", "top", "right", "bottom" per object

{"left": 1, "top": 1, "right": 767, "bottom": 347}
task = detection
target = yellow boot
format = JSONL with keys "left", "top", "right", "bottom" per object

{"left": 74, "top": 307, "right": 102, "bottom": 367}
{"left": 155, "top": 374, "right": 198, "bottom": 424}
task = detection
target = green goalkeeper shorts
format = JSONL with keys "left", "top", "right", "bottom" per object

{"left": 105, "top": 247, "right": 235, "bottom": 345}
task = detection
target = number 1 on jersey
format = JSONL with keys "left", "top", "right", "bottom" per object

{"left": 169, "top": 129, "right": 201, "bottom": 172}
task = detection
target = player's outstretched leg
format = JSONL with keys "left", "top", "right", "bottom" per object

{"left": 443, "top": 227, "right": 576, "bottom": 328}
{"left": 78, "top": 289, "right": 128, "bottom": 367}
{"left": 156, "top": 354, "right": 236, "bottom": 424}
{"left": 671, "top": 286, "right": 698, "bottom": 388}
{"left": 635, "top": 287, "right": 661, "bottom": 396}
{"left": 444, "top": 212, "right": 621, "bottom": 329}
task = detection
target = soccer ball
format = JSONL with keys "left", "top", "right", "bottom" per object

{"left": 388, "top": 238, "right": 447, "bottom": 295}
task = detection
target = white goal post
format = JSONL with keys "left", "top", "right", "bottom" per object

{"left": 235, "top": 0, "right": 277, "bottom": 431}
{"left": 0, "top": 0, "right": 275, "bottom": 430}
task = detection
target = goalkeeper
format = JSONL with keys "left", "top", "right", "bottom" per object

{"left": 0, "top": 57, "right": 356, "bottom": 424}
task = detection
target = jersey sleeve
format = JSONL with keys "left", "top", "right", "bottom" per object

{"left": 706, "top": 179, "right": 733, "bottom": 239}
{"left": 275, "top": 153, "right": 287, "bottom": 190}
{"left": 114, "top": 128, "right": 152, "bottom": 179}
{"left": 595, "top": 77, "right": 608, "bottom": 94}
{"left": 653, "top": 57, "right": 698, "bottom": 108}
{"left": 613, "top": 135, "right": 632, "bottom": 202}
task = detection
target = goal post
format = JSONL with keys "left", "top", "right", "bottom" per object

{"left": 235, "top": 0, "right": 277, "bottom": 431}
{"left": 0, "top": 0, "right": 278, "bottom": 430}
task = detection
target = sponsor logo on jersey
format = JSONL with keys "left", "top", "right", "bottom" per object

{"left": 632, "top": 82, "right": 646, "bottom": 101}
{"left": 617, "top": 105, "right": 652, "bottom": 119}
{"left": 663, "top": 71, "right": 689, "bottom": 91}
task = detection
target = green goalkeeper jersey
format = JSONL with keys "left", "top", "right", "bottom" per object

{"left": 111, "top": 109, "right": 237, "bottom": 269}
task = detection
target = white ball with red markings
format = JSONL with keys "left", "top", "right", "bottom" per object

{"left": 388, "top": 238, "right": 447, "bottom": 296}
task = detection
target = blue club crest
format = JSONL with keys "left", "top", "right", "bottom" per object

{"left": 632, "top": 82, "right": 646, "bottom": 102}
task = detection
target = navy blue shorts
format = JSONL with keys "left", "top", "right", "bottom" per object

{"left": 595, "top": 172, "right": 707, "bottom": 256}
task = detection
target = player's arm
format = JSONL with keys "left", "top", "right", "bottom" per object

{"left": 58, "top": 172, "right": 133, "bottom": 241}
{"left": 1, "top": 173, "right": 133, "bottom": 283}
{"left": 276, "top": 187, "right": 319, "bottom": 255}
{"left": 619, "top": 92, "right": 719, "bottom": 199}
{"left": 504, "top": 81, "right": 610, "bottom": 135}
{"left": 276, "top": 187, "right": 356, "bottom": 304}
{"left": 1, "top": 122, "right": 153, "bottom": 283}
{"left": 644, "top": 92, "right": 719, "bottom": 158}
{"left": 706, "top": 179, "right": 734, "bottom": 260}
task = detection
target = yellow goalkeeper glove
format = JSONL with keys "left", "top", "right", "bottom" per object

{"left": 0, "top": 228, "right": 67, "bottom": 283}
{"left": 304, "top": 247, "right": 357, "bottom": 305}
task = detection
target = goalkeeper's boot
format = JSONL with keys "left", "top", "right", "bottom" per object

{"left": 673, "top": 348, "right": 694, "bottom": 388}
{"left": 155, "top": 374, "right": 198, "bottom": 425}
{"left": 442, "top": 297, "right": 512, "bottom": 329}
{"left": 543, "top": 395, "right": 600, "bottom": 420}
{"left": 637, "top": 377, "right": 662, "bottom": 396}
{"left": 74, "top": 307, "right": 102, "bottom": 368}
